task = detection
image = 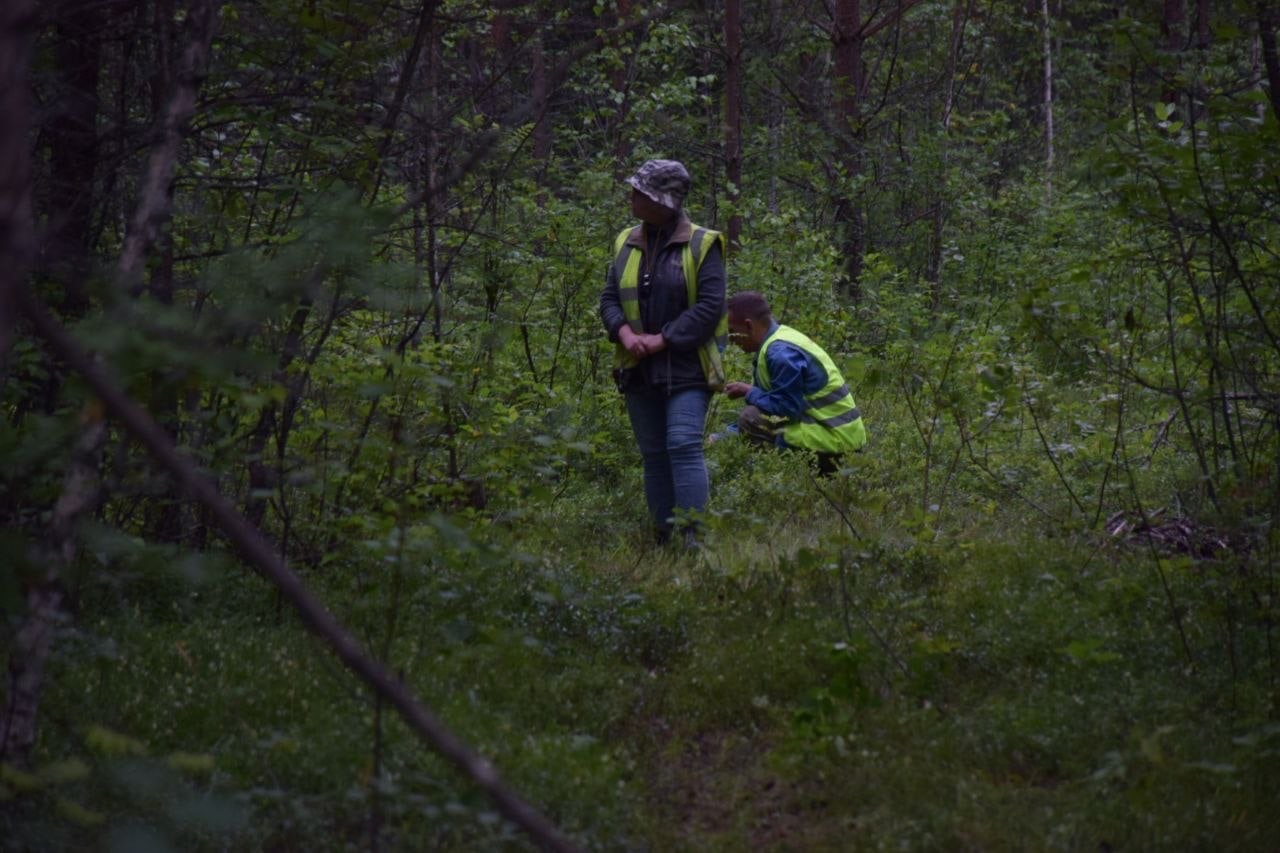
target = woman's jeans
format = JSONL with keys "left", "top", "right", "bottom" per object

{"left": 624, "top": 385, "right": 711, "bottom": 539}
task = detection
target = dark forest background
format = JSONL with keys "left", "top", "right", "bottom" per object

{"left": 2, "top": 0, "right": 1278, "bottom": 849}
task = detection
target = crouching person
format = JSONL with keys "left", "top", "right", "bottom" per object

{"left": 722, "top": 291, "right": 867, "bottom": 476}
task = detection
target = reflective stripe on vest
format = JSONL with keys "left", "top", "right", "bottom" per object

{"left": 755, "top": 325, "right": 868, "bottom": 454}
{"left": 612, "top": 223, "right": 728, "bottom": 390}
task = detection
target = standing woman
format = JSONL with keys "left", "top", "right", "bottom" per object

{"left": 600, "top": 159, "right": 728, "bottom": 548}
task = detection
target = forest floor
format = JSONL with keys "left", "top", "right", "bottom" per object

{"left": 4, "top": 453, "right": 1279, "bottom": 851}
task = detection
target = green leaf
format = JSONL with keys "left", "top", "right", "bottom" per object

{"left": 85, "top": 724, "right": 148, "bottom": 757}
{"left": 1062, "top": 638, "right": 1121, "bottom": 664}
{"left": 107, "top": 825, "right": 174, "bottom": 853}
{"left": 166, "top": 752, "right": 217, "bottom": 775}
{"left": 37, "top": 758, "right": 91, "bottom": 785}
{"left": 56, "top": 797, "right": 105, "bottom": 826}
{"left": 1, "top": 763, "right": 42, "bottom": 793}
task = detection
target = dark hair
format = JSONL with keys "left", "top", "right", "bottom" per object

{"left": 727, "top": 291, "right": 772, "bottom": 323}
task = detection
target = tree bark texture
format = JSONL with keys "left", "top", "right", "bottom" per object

{"left": 532, "top": 33, "right": 552, "bottom": 192}
{"left": 766, "top": 0, "right": 783, "bottom": 213}
{"left": 2, "top": 0, "right": 219, "bottom": 768}
{"left": 611, "top": 0, "right": 633, "bottom": 173}
{"left": 0, "top": 0, "right": 40, "bottom": 764}
{"left": 833, "top": 0, "right": 865, "bottom": 301}
{"left": 368, "top": 0, "right": 438, "bottom": 204}
{"left": 927, "top": 0, "right": 973, "bottom": 312}
{"left": 1164, "top": 0, "right": 1188, "bottom": 51}
{"left": 1161, "top": 0, "right": 1188, "bottom": 106}
{"left": 724, "top": 0, "right": 742, "bottom": 248}
{"left": 41, "top": 0, "right": 103, "bottom": 318}
{"left": 119, "top": 0, "right": 218, "bottom": 289}
{"left": 1, "top": 408, "right": 106, "bottom": 765}
{"left": 1042, "top": 0, "right": 1054, "bottom": 197}
{"left": 0, "top": 0, "right": 35, "bottom": 366}
{"left": 1261, "top": 6, "right": 1280, "bottom": 122}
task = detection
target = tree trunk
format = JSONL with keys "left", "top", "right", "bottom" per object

{"left": 1, "top": 409, "right": 105, "bottom": 765}
{"left": 1161, "top": 0, "right": 1187, "bottom": 106}
{"left": 611, "top": 0, "right": 633, "bottom": 172}
{"left": 41, "top": 0, "right": 103, "bottom": 319}
{"left": 147, "top": 0, "right": 183, "bottom": 543}
{"left": 1260, "top": 7, "right": 1280, "bottom": 122}
{"left": 244, "top": 298, "right": 310, "bottom": 529}
{"left": 833, "top": 0, "right": 865, "bottom": 302}
{"left": 927, "top": 0, "right": 971, "bottom": 314}
{"left": 724, "top": 0, "right": 742, "bottom": 248}
{"left": 532, "top": 33, "right": 551, "bottom": 205}
{"left": 1041, "top": 0, "right": 1054, "bottom": 202}
{"left": 368, "top": 0, "right": 438, "bottom": 204}
{"left": 0, "top": 0, "right": 35, "bottom": 365}
{"left": 2, "top": 0, "right": 219, "bottom": 766}
{"left": 0, "top": 0, "right": 52, "bottom": 767}
{"left": 118, "top": 0, "right": 217, "bottom": 290}
{"left": 426, "top": 25, "right": 443, "bottom": 346}
{"left": 767, "top": 0, "right": 783, "bottom": 213}
{"left": 1163, "top": 0, "right": 1187, "bottom": 50}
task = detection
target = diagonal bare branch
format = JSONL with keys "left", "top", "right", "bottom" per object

{"left": 17, "top": 287, "right": 579, "bottom": 850}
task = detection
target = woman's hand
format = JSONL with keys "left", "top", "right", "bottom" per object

{"left": 637, "top": 333, "right": 667, "bottom": 354}
{"left": 618, "top": 328, "right": 667, "bottom": 359}
{"left": 724, "top": 381, "right": 752, "bottom": 399}
{"left": 617, "top": 326, "right": 650, "bottom": 359}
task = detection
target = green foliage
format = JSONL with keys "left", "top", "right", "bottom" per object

{"left": 7, "top": 0, "right": 1279, "bottom": 849}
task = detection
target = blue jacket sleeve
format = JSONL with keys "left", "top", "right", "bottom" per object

{"left": 746, "top": 341, "right": 825, "bottom": 419}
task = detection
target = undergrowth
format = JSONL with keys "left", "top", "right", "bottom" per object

{"left": 5, "top": 394, "right": 1277, "bottom": 851}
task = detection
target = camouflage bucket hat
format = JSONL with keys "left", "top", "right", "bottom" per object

{"left": 626, "top": 159, "right": 690, "bottom": 211}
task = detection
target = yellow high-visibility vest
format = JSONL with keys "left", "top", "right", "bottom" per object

{"left": 611, "top": 223, "right": 728, "bottom": 390}
{"left": 755, "top": 324, "right": 867, "bottom": 453}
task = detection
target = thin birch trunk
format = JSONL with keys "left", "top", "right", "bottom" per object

{"left": 0, "top": 0, "right": 44, "bottom": 757}
{"left": 1, "top": 0, "right": 219, "bottom": 767}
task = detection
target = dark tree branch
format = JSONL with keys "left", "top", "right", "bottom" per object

{"left": 367, "top": 0, "right": 438, "bottom": 203}
{"left": 860, "top": 0, "right": 926, "bottom": 40}
{"left": 17, "top": 286, "right": 579, "bottom": 851}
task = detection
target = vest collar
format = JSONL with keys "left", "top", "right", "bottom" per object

{"left": 625, "top": 213, "right": 693, "bottom": 248}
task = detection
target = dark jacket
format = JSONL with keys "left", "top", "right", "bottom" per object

{"left": 599, "top": 214, "right": 725, "bottom": 393}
